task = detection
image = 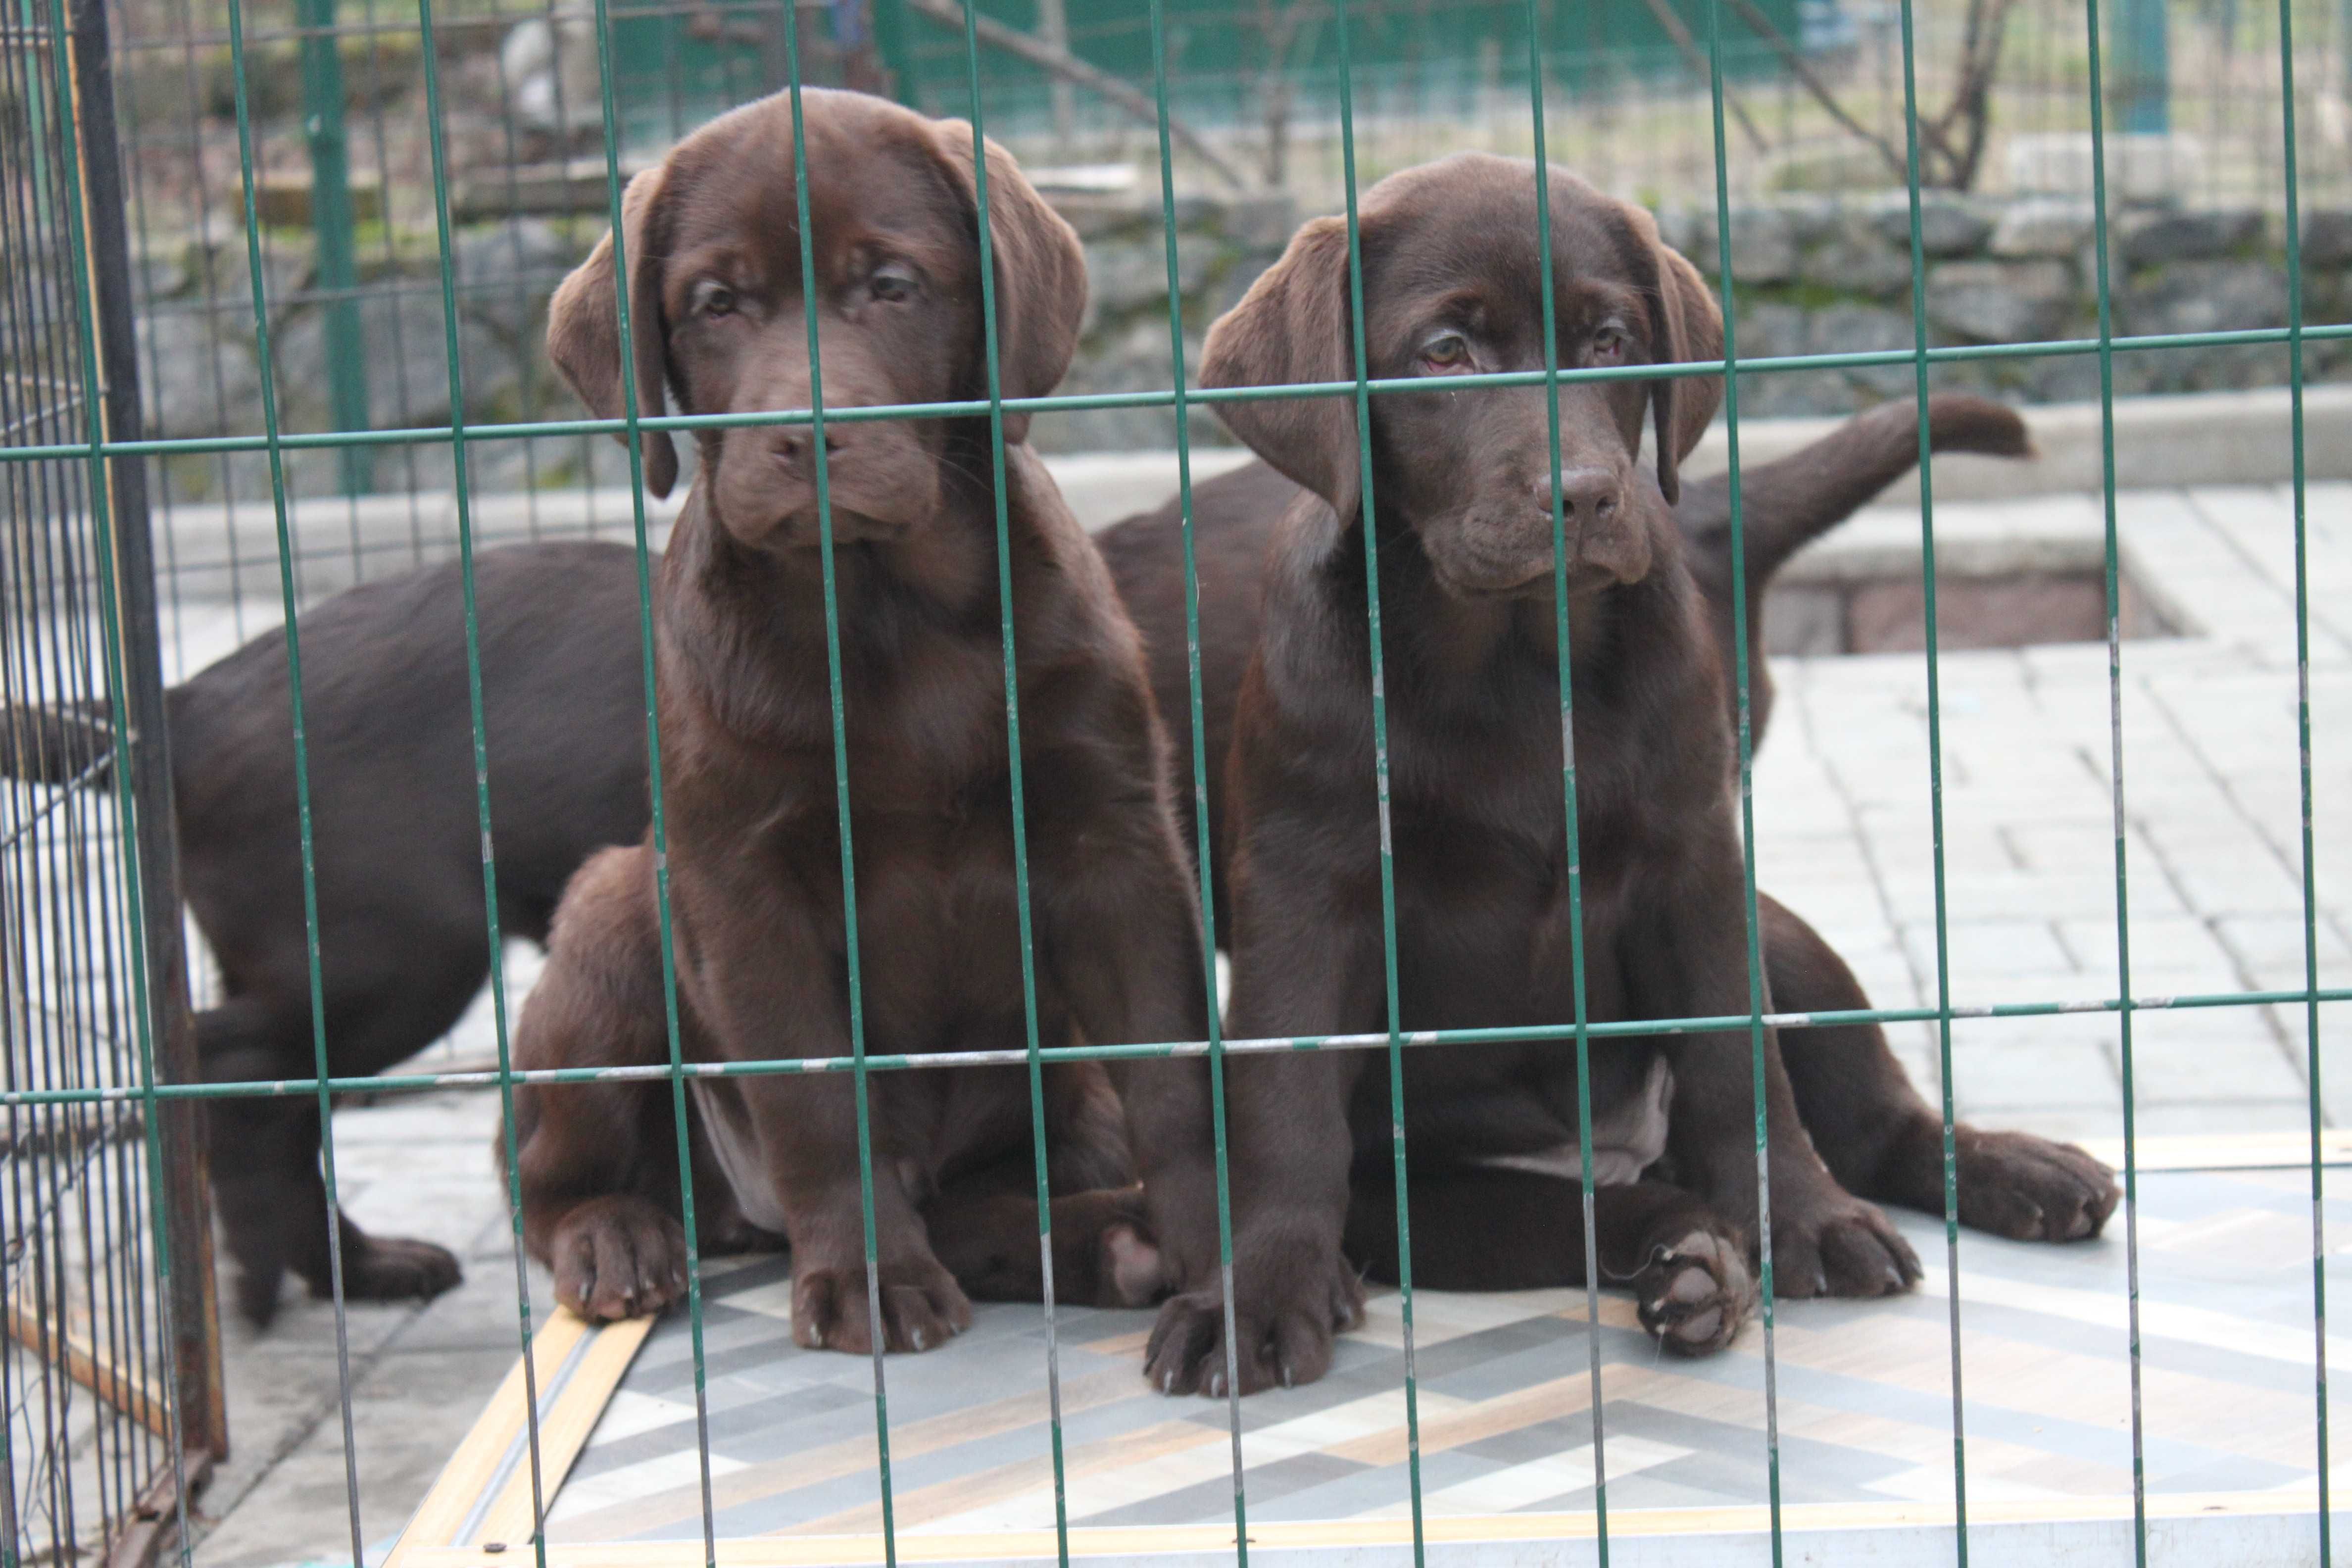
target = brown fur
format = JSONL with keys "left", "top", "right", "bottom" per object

{"left": 1130, "top": 155, "right": 2113, "bottom": 1395}
{"left": 509, "top": 88, "right": 1207, "bottom": 1353}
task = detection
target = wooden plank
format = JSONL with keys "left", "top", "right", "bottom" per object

{"left": 398, "top": 1488, "right": 2341, "bottom": 1568}
{"left": 3, "top": 1293, "right": 172, "bottom": 1439}
{"left": 385, "top": 1310, "right": 591, "bottom": 1568}
{"left": 474, "top": 1314, "right": 656, "bottom": 1548}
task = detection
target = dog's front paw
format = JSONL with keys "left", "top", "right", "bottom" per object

{"left": 551, "top": 1194, "right": 688, "bottom": 1321}
{"left": 1954, "top": 1126, "right": 2119, "bottom": 1241}
{"left": 791, "top": 1257, "right": 972, "bottom": 1354}
{"left": 1633, "top": 1225, "right": 1757, "bottom": 1355}
{"left": 1772, "top": 1190, "right": 1920, "bottom": 1299}
{"left": 336, "top": 1233, "right": 464, "bottom": 1305}
{"left": 1143, "top": 1253, "right": 1364, "bottom": 1397}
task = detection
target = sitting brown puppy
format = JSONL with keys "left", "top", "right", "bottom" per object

{"left": 1099, "top": 391, "right": 2035, "bottom": 928}
{"left": 1138, "top": 155, "right": 2114, "bottom": 1395}
{"left": 507, "top": 89, "right": 1210, "bottom": 1352}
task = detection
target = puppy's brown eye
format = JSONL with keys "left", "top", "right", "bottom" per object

{"left": 1421, "top": 332, "right": 1470, "bottom": 369}
{"left": 696, "top": 284, "right": 737, "bottom": 319}
{"left": 1591, "top": 328, "right": 1627, "bottom": 363}
{"left": 870, "top": 264, "right": 919, "bottom": 303}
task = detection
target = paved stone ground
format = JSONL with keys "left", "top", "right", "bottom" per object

{"left": 105, "top": 479, "right": 2349, "bottom": 1565}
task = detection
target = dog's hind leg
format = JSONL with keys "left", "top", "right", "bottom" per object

{"left": 511, "top": 845, "right": 705, "bottom": 1322}
{"left": 1761, "top": 892, "right": 2120, "bottom": 1243}
{"left": 1343, "top": 1165, "right": 1756, "bottom": 1356}
{"left": 200, "top": 988, "right": 470, "bottom": 1326}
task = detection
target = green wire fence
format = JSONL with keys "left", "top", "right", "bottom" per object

{"left": 1, "top": 0, "right": 2346, "bottom": 1563}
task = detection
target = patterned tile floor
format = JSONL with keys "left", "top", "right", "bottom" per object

{"left": 535, "top": 1165, "right": 2350, "bottom": 1543}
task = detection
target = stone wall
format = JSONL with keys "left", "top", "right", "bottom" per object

{"left": 133, "top": 189, "right": 2352, "bottom": 504}
{"left": 1655, "top": 195, "right": 2352, "bottom": 417}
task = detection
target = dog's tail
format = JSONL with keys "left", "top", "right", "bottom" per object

{"left": 1679, "top": 393, "right": 2033, "bottom": 583}
{"left": 0, "top": 700, "right": 117, "bottom": 787}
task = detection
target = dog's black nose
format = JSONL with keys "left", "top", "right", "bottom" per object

{"left": 770, "top": 428, "right": 846, "bottom": 470}
{"left": 1544, "top": 466, "right": 1621, "bottom": 522}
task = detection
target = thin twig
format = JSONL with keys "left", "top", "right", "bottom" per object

{"left": 1721, "top": 0, "right": 1916, "bottom": 181}
{"left": 899, "top": 0, "right": 1249, "bottom": 190}
{"left": 1633, "top": 0, "right": 1771, "bottom": 156}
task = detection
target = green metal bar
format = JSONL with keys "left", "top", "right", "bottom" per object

{"left": 19, "top": 318, "right": 2352, "bottom": 464}
{"left": 582, "top": 0, "right": 722, "bottom": 1554}
{"left": 2079, "top": 0, "right": 2150, "bottom": 1555}
{"left": 2274, "top": 0, "right": 2333, "bottom": 1557}
{"left": 222, "top": 0, "right": 372, "bottom": 1548}
{"left": 7, "top": 981, "right": 2349, "bottom": 1111}
{"left": 296, "top": 0, "right": 371, "bottom": 493}
{"left": 1140, "top": 1, "right": 1250, "bottom": 1555}
{"left": 409, "top": 0, "right": 556, "bottom": 1558}
{"left": 1699, "top": 0, "right": 1780, "bottom": 1555}
{"left": 1517, "top": 5, "right": 1609, "bottom": 1554}
{"left": 945, "top": 2, "right": 1054, "bottom": 1560}
{"left": 35, "top": 0, "right": 196, "bottom": 1555}
{"left": 1326, "top": 0, "right": 1427, "bottom": 1551}
{"left": 1889, "top": 0, "right": 1967, "bottom": 1553}
{"left": 777, "top": 30, "right": 898, "bottom": 1564}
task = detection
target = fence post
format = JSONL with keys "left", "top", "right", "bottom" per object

{"left": 299, "top": 0, "right": 372, "bottom": 493}
{"left": 2115, "top": 0, "right": 2170, "bottom": 133}
{"left": 67, "top": 0, "right": 230, "bottom": 1476}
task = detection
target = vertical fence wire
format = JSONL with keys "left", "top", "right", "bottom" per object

{"left": 2076, "top": 0, "right": 2151, "bottom": 1555}
{"left": 945, "top": 1, "right": 1068, "bottom": 1558}
{"left": 1323, "top": 0, "right": 1427, "bottom": 1550}
{"left": 20, "top": 0, "right": 198, "bottom": 1555}
{"left": 1140, "top": 5, "right": 1252, "bottom": 1550}
{"left": 1889, "top": 0, "right": 1969, "bottom": 1554}
{"left": 1699, "top": 0, "right": 1782, "bottom": 1558}
{"left": 408, "top": 1, "right": 557, "bottom": 1563}
{"left": 2276, "top": 0, "right": 2334, "bottom": 1554}
{"left": 1515, "top": 8, "right": 1611, "bottom": 1558}
{"left": 774, "top": 38, "right": 897, "bottom": 1568}
{"left": 216, "top": 0, "right": 373, "bottom": 1553}
{"left": 580, "top": 0, "right": 722, "bottom": 1557}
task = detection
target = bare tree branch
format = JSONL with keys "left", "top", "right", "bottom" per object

{"left": 1719, "top": 0, "right": 1917, "bottom": 181}
{"left": 900, "top": 0, "right": 1250, "bottom": 190}
{"left": 1633, "top": 0, "right": 1772, "bottom": 157}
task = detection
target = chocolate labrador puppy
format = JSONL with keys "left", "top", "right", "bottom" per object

{"left": 505, "top": 89, "right": 1207, "bottom": 1350}
{"left": 1098, "top": 391, "right": 2033, "bottom": 927}
{"left": 1136, "top": 155, "right": 2114, "bottom": 1395}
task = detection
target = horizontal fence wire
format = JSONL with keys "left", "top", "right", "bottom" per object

{"left": 4, "top": 986, "right": 2347, "bottom": 1108}
{"left": 9, "top": 323, "right": 2352, "bottom": 463}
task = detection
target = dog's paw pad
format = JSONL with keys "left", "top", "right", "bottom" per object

{"left": 1636, "top": 1228, "right": 1755, "bottom": 1356}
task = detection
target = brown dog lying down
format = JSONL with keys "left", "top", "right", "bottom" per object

{"left": 0, "top": 543, "right": 652, "bottom": 1325}
{"left": 506, "top": 88, "right": 1209, "bottom": 1347}
{"left": 1099, "top": 391, "right": 2033, "bottom": 928}
{"left": 1128, "top": 154, "right": 2117, "bottom": 1394}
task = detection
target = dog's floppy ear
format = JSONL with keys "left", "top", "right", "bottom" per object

{"left": 547, "top": 163, "right": 678, "bottom": 499}
{"left": 930, "top": 121, "right": 1086, "bottom": 444}
{"left": 1623, "top": 202, "right": 1723, "bottom": 505}
{"left": 1199, "top": 215, "right": 1362, "bottom": 519}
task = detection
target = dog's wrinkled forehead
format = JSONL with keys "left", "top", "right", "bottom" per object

{"left": 1360, "top": 156, "right": 1654, "bottom": 324}
{"left": 657, "top": 97, "right": 978, "bottom": 293}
